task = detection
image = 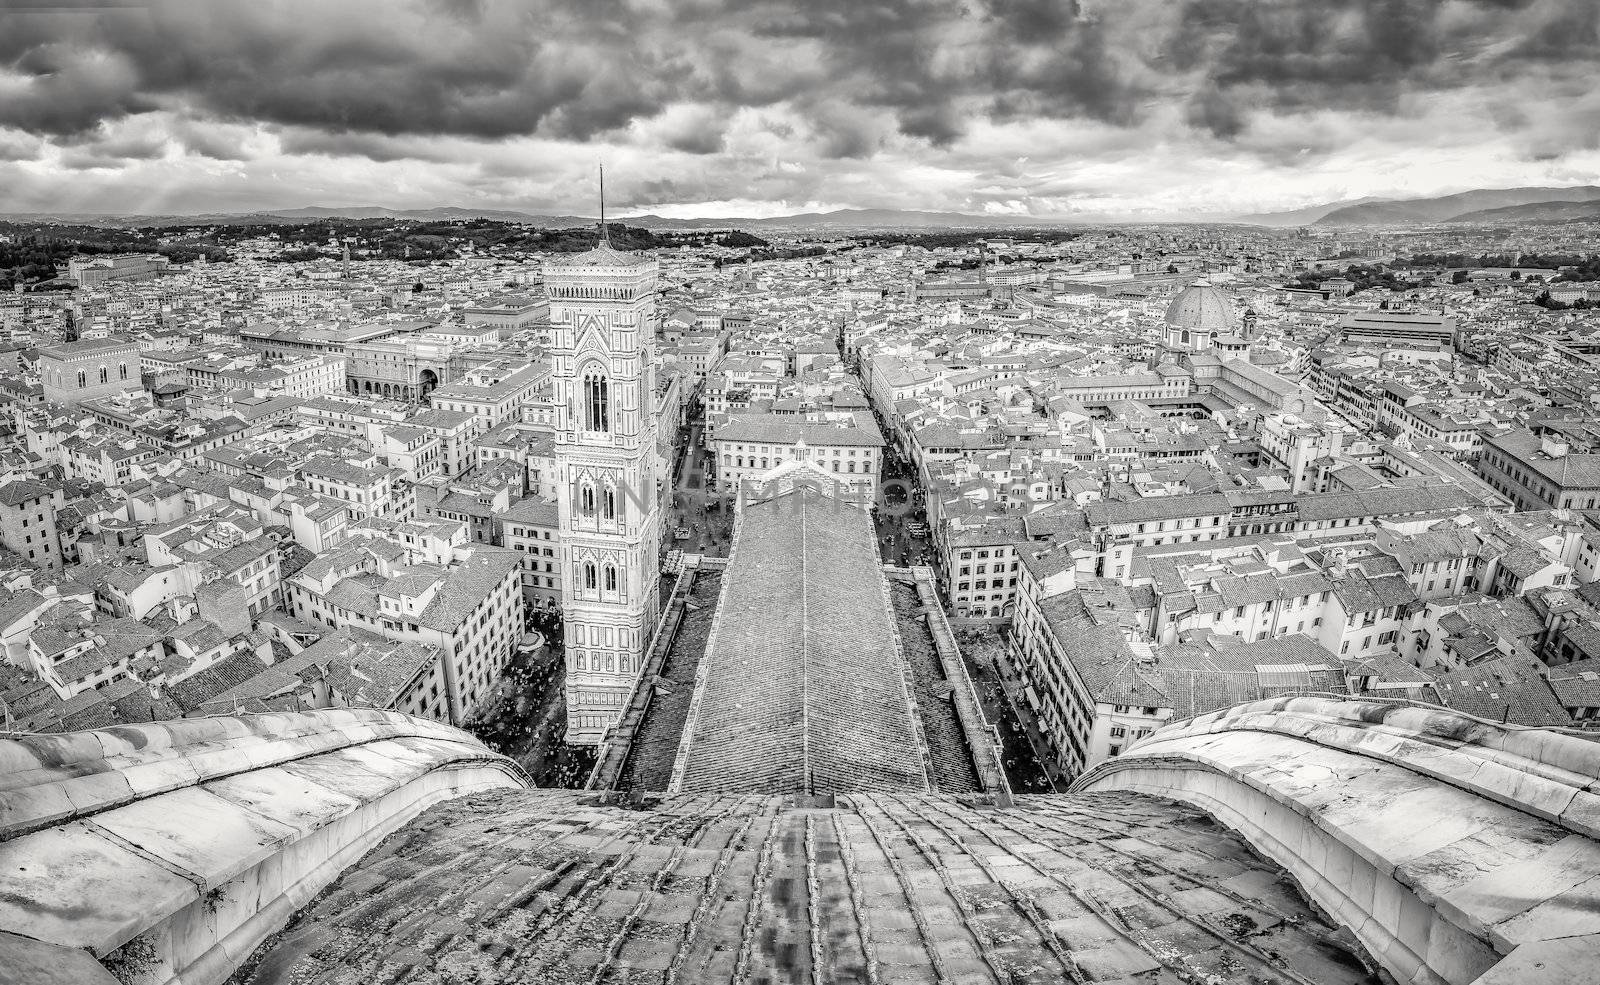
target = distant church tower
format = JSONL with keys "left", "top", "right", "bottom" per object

{"left": 545, "top": 170, "right": 663, "bottom": 745}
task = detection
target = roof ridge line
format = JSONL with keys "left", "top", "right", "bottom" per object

{"left": 799, "top": 490, "right": 812, "bottom": 795}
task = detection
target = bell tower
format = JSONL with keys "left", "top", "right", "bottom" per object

{"left": 545, "top": 170, "right": 663, "bottom": 744}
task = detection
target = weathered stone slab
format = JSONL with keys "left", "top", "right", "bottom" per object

{"left": 0, "top": 824, "right": 195, "bottom": 954}
{"left": 89, "top": 786, "right": 299, "bottom": 890}
{"left": 0, "top": 930, "right": 120, "bottom": 985}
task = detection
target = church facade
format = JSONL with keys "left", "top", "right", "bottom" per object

{"left": 544, "top": 236, "right": 663, "bottom": 744}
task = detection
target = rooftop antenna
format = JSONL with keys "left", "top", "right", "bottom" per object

{"left": 598, "top": 163, "right": 611, "bottom": 246}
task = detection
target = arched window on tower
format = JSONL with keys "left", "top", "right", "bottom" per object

{"left": 603, "top": 564, "right": 618, "bottom": 593}
{"left": 583, "top": 370, "right": 610, "bottom": 432}
{"left": 582, "top": 560, "right": 597, "bottom": 591}
{"left": 98, "top": 367, "right": 108, "bottom": 384}
{"left": 119, "top": 363, "right": 128, "bottom": 380}
{"left": 579, "top": 481, "right": 596, "bottom": 516}
{"left": 76, "top": 370, "right": 86, "bottom": 389}
{"left": 601, "top": 484, "right": 617, "bottom": 521}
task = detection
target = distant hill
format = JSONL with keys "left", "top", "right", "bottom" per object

{"left": 13, "top": 189, "right": 1600, "bottom": 231}
{"left": 0, "top": 206, "right": 595, "bottom": 228}
{"left": 1313, "top": 186, "right": 1600, "bottom": 226}
{"left": 1, "top": 211, "right": 291, "bottom": 228}
{"left": 1230, "top": 197, "right": 1387, "bottom": 227}
{"left": 1445, "top": 199, "right": 1600, "bottom": 224}
{"left": 265, "top": 205, "right": 596, "bottom": 224}
{"left": 0, "top": 205, "right": 1080, "bottom": 232}
{"left": 633, "top": 208, "right": 1072, "bottom": 231}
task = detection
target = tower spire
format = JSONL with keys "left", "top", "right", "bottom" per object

{"left": 598, "top": 163, "right": 610, "bottom": 246}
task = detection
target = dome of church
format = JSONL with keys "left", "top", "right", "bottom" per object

{"left": 1164, "top": 278, "right": 1239, "bottom": 335}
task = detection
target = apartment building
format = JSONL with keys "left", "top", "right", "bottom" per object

{"left": 285, "top": 543, "right": 525, "bottom": 725}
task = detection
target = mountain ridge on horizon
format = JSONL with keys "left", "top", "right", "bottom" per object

{"left": 0, "top": 204, "right": 1084, "bottom": 230}
{"left": 1312, "top": 185, "right": 1600, "bottom": 226}
{"left": 4, "top": 184, "right": 1599, "bottom": 230}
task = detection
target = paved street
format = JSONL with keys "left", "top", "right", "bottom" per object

{"left": 872, "top": 448, "right": 935, "bottom": 567}
{"left": 872, "top": 494, "right": 933, "bottom": 568}
{"left": 666, "top": 417, "right": 734, "bottom": 558}
{"left": 955, "top": 625, "right": 1070, "bottom": 793}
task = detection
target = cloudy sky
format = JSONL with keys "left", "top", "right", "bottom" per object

{"left": 1, "top": 0, "right": 1598, "bottom": 219}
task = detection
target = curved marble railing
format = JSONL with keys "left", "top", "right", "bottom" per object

{"left": 0, "top": 709, "right": 528, "bottom": 985}
{"left": 1074, "top": 696, "right": 1600, "bottom": 985}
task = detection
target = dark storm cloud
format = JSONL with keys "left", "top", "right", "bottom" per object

{"left": 0, "top": 0, "right": 1595, "bottom": 161}
{"left": 1184, "top": 86, "right": 1247, "bottom": 139}
{"left": 0, "top": 2, "right": 673, "bottom": 140}
{"left": 69, "top": 128, "right": 167, "bottom": 160}
{"left": 1507, "top": 1, "right": 1600, "bottom": 60}
{"left": 1166, "top": 0, "right": 1600, "bottom": 135}
{"left": 716, "top": 0, "right": 1140, "bottom": 145}
{"left": 0, "top": 43, "right": 159, "bottom": 135}
{"left": 168, "top": 120, "right": 252, "bottom": 161}
{"left": 279, "top": 130, "right": 464, "bottom": 163}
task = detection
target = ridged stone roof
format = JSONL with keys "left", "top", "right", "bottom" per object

{"left": 228, "top": 788, "right": 1380, "bottom": 985}
{"left": 673, "top": 486, "right": 930, "bottom": 794}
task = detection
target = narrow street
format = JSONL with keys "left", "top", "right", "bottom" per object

{"left": 873, "top": 466, "right": 933, "bottom": 567}
{"left": 666, "top": 416, "right": 734, "bottom": 557}
{"left": 956, "top": 625, "right": 1069, "bottom": 793}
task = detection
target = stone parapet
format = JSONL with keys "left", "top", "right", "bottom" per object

{"left": 1074, "top": 696, "right": 1600, "bottom": 985}
{"left": 0, "top": 709, "right": 526, "bottom": 985}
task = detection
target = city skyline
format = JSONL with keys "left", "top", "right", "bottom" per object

{"left": 1, "top": 0, "right": 1598, "bottom": 219}
{"left": 5, "top": 6, "right": 1600, "bottom": 983}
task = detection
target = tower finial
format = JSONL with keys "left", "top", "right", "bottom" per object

{"left": 598, "top": 163, "right": 610, "bottom": 246}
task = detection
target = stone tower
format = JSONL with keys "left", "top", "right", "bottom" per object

{"left": 544, "top": 192, "right": 662, "bottom": 745}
